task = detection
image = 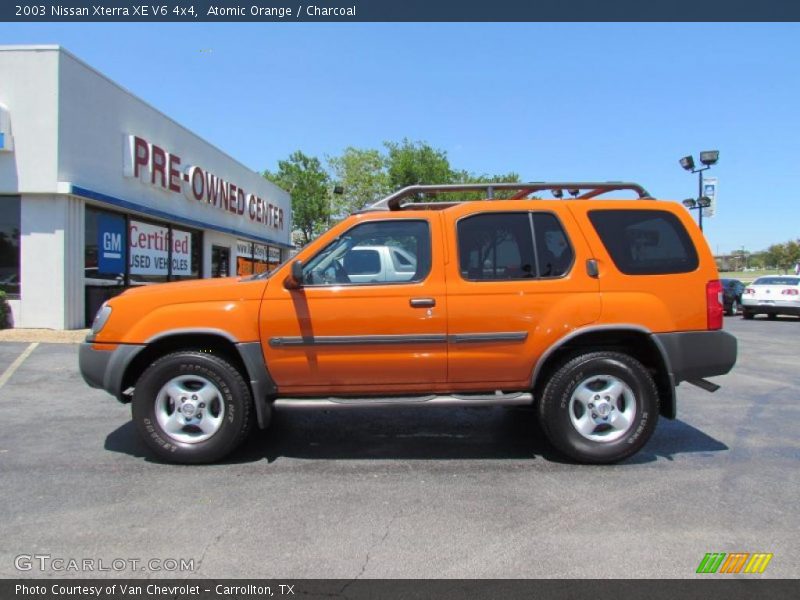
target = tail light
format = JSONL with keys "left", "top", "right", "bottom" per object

{"left": 706, "top": 280, "right": 723, "bottom": 330}
{"left": 744, "top": 288, "right": 755, "bottom": 294}
{"left": 782, "top": 289, "right": 799, "bottom": 296}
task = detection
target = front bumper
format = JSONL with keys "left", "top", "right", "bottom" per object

{"left": 653, "top": 330, "right": 737, "bottom": 384}
{"left": 79, "top": 342, "right": 146, "bottom": 401}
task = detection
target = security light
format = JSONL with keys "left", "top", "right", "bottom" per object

{"left": 333, "top": 185, "right": 344, "bottom": 195}
{"left": 698, "top": 196, "right": 712, "bottom": 208}
{"left": 682, "top": 198, "right": 697, "bottom": 208}
{"left": 699, "top": 150, "right": 719, "bottom": 166}
{"left": 551, "top": 189, "right": 564, "bottom": 199}
{"left": 568, "top": 189, "right": 580, "bottom": 197}
{"left": 679, "top": 156, "right": 695, "bottom": 171}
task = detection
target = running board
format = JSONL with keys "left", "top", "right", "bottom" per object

{"left": 273, "top": 392, "right": 533, "bottom": 410}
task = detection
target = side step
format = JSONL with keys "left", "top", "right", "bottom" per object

{"left": 273, "top": 391, "right": 533, "bottom": 410}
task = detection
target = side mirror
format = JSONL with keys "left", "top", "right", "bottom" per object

{"left": 285, "top": 260, "right": 304, "bottom": 290}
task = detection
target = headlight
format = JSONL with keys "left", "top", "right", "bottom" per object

{"left": 91, "top": 303, "right": 113, "bottom": 335}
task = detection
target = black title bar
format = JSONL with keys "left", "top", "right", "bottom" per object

{"left": 3, "top": 0, "right": 800, "bottom": 22}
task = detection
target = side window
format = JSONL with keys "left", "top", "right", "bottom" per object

{"left": 588, "top": 210, "right": 699, "bottom": 275}
{"left": 302, "top": 220, "right": 430, "bottom": 286}
{"left": 457, "top": 213, "right": 536, "bottom": 281}
{"left": 533, "top": 213, "right": 574, "bottom": 278}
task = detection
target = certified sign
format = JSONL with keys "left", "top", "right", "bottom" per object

{"left": 129, "top": 220, "right": 192, "bottom": 276}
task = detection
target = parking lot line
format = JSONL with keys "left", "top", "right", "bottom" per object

{"left": 0, "top": 342, "right": 39, "bottom": 391}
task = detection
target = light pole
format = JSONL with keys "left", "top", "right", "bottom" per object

{"left": 679, "top": 150, "right": 719, "bottom": 231}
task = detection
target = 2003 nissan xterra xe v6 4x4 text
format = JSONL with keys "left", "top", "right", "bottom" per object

{"left": 80, "top": 182, "right": 737, "bottom": 464}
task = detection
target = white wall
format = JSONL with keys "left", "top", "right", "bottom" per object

{"left": 19, "top": 193, "right": 84, "bottom": 329}
{"left": 0, "top": 47, "right": 60, "bottom": 194}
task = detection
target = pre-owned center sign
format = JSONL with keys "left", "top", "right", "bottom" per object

{"left": 123, "top": 135, "right": 285, "bottom": 232}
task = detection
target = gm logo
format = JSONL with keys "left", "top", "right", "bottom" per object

{"left": 697, "top": 552, "right": 773, "bottom": 574}
{"left": 102, "top": 231, "right": 122, "bottom": 259}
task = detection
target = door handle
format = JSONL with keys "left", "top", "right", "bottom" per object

{"left": 410, "top": 298, "right": 436, "bottom": 308}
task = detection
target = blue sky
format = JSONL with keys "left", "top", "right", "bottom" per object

{"left": 3, "top": 22, "right": 798, "bottom": 255}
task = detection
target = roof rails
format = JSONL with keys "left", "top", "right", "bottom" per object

{"left": 369, "top": 181, "right": 652, "bottom": 211}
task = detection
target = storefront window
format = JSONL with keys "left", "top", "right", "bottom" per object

{"left": 236, "top": 239, "right": 283, "bottom": 276}
{"left": 85, "top": 207, "right": 203, "bottom": 324}
{"left": 236, "top": 240, "right": 254, "bottom": 276}
{"left": 253, "top": 243, "right": 269, "bottom": 275}
{"left": 85, "top": 206, "right": 126, "bottom": 325}
{"left": 0, "top": 196, "right": 21, "bottom": 297}
{"left": 211, "top": 245, "right": 231, "bottom": 277}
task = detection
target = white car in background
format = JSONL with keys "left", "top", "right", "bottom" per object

{"left": 742, "top": 275, "right": 800, "bottom": 320}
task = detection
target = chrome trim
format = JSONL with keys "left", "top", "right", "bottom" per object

{"left": 448, "top": 332, "right": 529, "bottom": 344}
{"left": 269, "top": 334, "right": 448, "bottom": 347}
{"left": 274, "top": 392, "right": 533, "bottom": 410}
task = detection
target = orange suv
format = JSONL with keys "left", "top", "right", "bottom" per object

{"left": 80, "top": 182, "right": 737, "bottom": 464}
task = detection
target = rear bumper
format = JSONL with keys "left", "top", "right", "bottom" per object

{"left": 79, "top": 342, "right": 146, "bottom": 401}
{"left": 653, "top": 330, "right": 737, "bottom": 384}
{"left": 741, "top": 299, "right": 800, "bottom": 315}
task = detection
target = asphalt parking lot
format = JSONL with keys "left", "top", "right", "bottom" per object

{"left": 0, "top": 315, "right": 798, "bottom": 579}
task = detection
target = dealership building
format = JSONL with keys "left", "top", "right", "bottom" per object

{"left": 0, "top": 45, "right": 292, "bottom": 329}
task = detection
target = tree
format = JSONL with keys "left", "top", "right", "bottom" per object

{"left": 384, "top": 139, "right": 453, "bottom": 189}
{"left": 450, "top": 169, "right": 522, "bottom": 200}
{"left": 328, "top": 147, "right": 389, "bottom": 217}
{"left": 264, "top": 151, "right": 331, "bottom": 246}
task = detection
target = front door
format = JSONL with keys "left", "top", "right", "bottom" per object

{"left": 262, "top": 216, "right": 447, "bottom": 395}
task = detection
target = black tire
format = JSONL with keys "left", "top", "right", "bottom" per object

{"left": 767, "top": 313, "right": 777, "bottom": 321}
{"left": 132, "top": 351, "right": 254, "bottom": 464}
{"left": 538, "top": 352, "right": 659, "bottom": 464}
{"left": 728, "top": 300, "right": 739, "bottom": 316}
{"left": 742, "top": 309, "right": 754, "bottom": 320}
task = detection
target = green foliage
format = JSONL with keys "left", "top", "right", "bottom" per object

{"left": 328, "top": 147, "right": 389, "bottom": 216}
{"left": 266, "top": 140, "right": 523, "bottom": 244}
{"left": 763, "top": 239, "right": 800, "bottom": 272}
{"left": 384, "top": 139, "right": 453, "bottom": 189}
{"left": 0, "top": 290, "right": 9, "bottom": 329}
{"left": 264, "top": 151, "right": 331, "bottom": 246}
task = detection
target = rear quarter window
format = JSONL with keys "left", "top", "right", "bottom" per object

{"left": 588, "top": 209, "right": 699, "bottom": 275}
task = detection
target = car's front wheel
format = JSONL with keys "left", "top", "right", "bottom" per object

{"left": 538, "top": 352, "right": 659, "bottom": 464}
{"left": 728, "top": 300, "right": 739, "bottom": 316}
{"left": 132, "top": 351, "right": 253, "bottom": 464}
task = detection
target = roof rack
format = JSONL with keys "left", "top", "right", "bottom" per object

{"left": 368, "top": 181, "right": 652, "bottom": 211}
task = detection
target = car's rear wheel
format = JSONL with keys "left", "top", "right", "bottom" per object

{"left": 538, "top": 352, "right": 659, "bottom": 464}
{"left": 132, "top": 351, "right": 253, "bottom": 464}
{"left": 767, "top": 313, "right": 777, "bottom": 321}
{"left": 728, "top": 300, "right": 739, "bottom": 316}
{"left": 743, "top": 309, "right": 754, "bottom": 320}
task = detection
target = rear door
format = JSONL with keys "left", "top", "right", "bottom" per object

{"left": 443, "top": 203, "right": 601, "bottom": 387}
